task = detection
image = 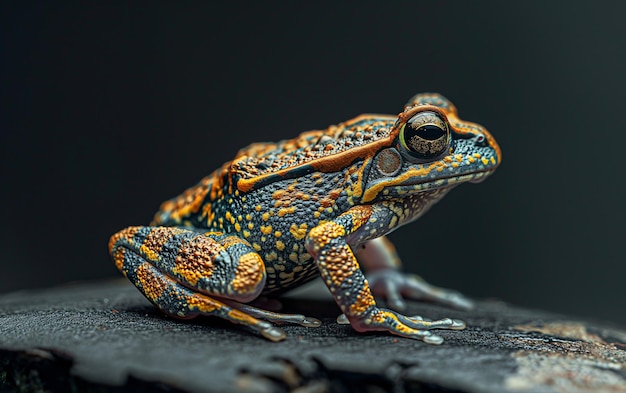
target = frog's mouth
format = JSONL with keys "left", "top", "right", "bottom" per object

{"left": 469, "top": 169, "right": 495, "bottom": 183}
{"left": 407, "top": 169, "right": 494, "bottom": 191}
{"left": 364, "top": 166, "right": 496, "bottom": 202}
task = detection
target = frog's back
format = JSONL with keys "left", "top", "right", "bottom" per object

{"left": 152, "top": 114, "right": 396, "bottom": 227}
{"left": 230, "top": 114, "right": 396, "bottom": 192}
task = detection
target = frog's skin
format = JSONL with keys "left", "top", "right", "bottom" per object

{"left": 109, "top": 93, "right": 501, "bottom": 344}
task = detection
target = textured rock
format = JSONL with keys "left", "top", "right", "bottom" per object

{"left": 1, "top": 280, "right": 625, "bottom": 392}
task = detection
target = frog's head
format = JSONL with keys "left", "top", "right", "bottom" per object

{"left": 232, "top": 93, "right": 500, "bottom": 204}
{"left": 361, "top": 93, "right": 501, "bottom": 203}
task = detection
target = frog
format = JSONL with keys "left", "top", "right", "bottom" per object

{"left": 109, "top": 93, "right": 501, "bottom": 344}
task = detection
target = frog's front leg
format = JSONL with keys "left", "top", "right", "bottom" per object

{"left": 109, "top": 226, "right": 320, "bottom": 342}
{"left": 356, "top": 237, "right": 475, "bottom": 311}
{"left": 305, "top": 205, "right": 465, "bottom": 344}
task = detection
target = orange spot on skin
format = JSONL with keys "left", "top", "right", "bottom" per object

{"left": 186, "top": 294, "right": 220, "bottom": 313}
{"left": 309, "top": 222, "right": 346, "bottom": 249}
{"left": 227, "top": 309, "right": 261, "bottom": 325}
{"left": 140, "top": 245, "right": 159, "bottom": 262}
{"left": 329, "top": 188, "right": 342, "bottom": 200}
{"left": 136, "top": 262, "right": 168, "bottom": 302}
{"left": 113, "top": 248, "right": 125, "bottom": 271}
{"left": 272, "top": 189, "right": 287, "bottom": 200}
{"left": 295, "top": 191, "right": 310, "bottom": 201}
{"left": 319, "top": 243, "right": 357, "bottom": 287}
{"left": 289, "top": 223, "right": 308, "bottom": 240}
{"left": 232, "top": 252, "right": 265, "bottom": 293}
{"left": 348, "top": 282, "right": 376, "bottom": 317}
{"left": 141, "top": 227, "right": 187, "bottom": 262}
{"left": 108, "top": 226, "right": 140, "bottom": 255}
{"left": 319, "top": 197, "right": 335, "bottom": 208}
{"left": 172, "top": 235, "right": 219, "bottom": 286}
{"left": 260, "top": 225, "right": 272, "bottom": 235}
{"left": 278, "top": 207, "right": 296, "bottom": 217}
{"left": 354, "top": 207, "right": 372, "bottom": 227}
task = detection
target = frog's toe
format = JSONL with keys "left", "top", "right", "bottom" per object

{"left": 260, "top": 324, "right": 287, "bottom": 342}
{"left": 270, "top": 313, "right": 321, "bottom": 327}
{"left": 423, "top": 333, "right": 444, "bottom": 345}
{"left": 404, "top": 276, "right": 475, "bottom": 311}
{"left": 450, "top": 319, "right": 466, "bottom": 330}
{"left": 367, "top": 269, "right": 406, "bottom": 311}
{"left": 275, "top": 314, "right": 322, "bottom": 327}
{"left": 403, "top": 315, "right": 467, "bottom": 331}
{"left": 336, "top": 314, "right": 350, "bottom": 325}
{"left": 301, "top": 317, "right": 323, "bottom": 327}
{"left": 368, "top": 269, "right": 475, "bottom": 311}
{"left": 440, "top": 292, "right": 475, "bottom": 311}
{"left": 347, "top": 308, "right": 462, "bottom": 344}
{"left": 221, "top": 299, "right": 322, "bottom": 328}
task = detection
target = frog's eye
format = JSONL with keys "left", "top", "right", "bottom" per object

{"left": 399, "top": 111, "right": 450, "bottom": 159}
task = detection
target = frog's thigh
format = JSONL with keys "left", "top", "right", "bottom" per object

{"left": 109, "top": 226, "right": 266, "bottom": 302}
{"left": 108, "top": 226, "right": 289, "bottom": 340}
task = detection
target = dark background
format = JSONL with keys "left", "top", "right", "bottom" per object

{"left": 2, "top": 2, "right": 625, "bottom": 325}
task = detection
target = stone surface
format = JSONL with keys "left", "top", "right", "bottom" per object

{"left": 1, "top": 279, "right": 625, "bottom": 393}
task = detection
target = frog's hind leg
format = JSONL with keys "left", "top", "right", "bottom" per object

{"left": 109, "top": 226, "right": 310, "bottom": 341}
{"left": 118, "top": 246, "right": 286, "bottom": 341}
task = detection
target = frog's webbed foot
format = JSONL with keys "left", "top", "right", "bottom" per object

{"left": 336, "top": 309, "right": 465, "bottom": 344}
{"left": 349, "top": 308, "right": 466, "bottom": 345}
{"left": 367, "top": 269, "right": 475, "bottom": 312}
